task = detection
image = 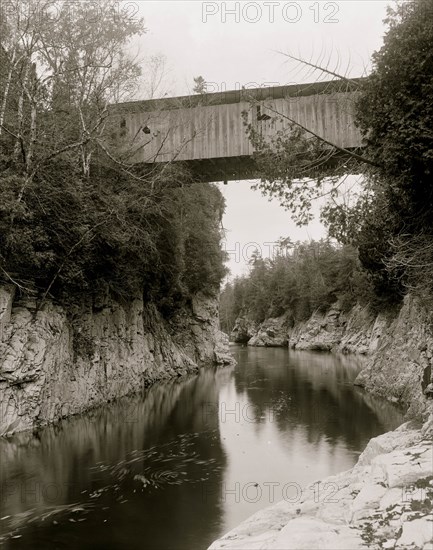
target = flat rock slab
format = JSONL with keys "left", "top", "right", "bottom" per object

{"left": 271, "top": 517, "right": 367, "bottom": 549}
{"left": 371, "top": 444, "right": 432, "bottom": 488}
{"left": 397, "top": 518, "right": 433, "bottom": 548}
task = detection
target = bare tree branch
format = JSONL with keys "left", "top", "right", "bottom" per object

{"left": 276, "top": 50, "right": 360, "bottom": 87}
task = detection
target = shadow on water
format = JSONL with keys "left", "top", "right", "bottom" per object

{"left": 0, "top": 347, "right": 404, "bottom": 549}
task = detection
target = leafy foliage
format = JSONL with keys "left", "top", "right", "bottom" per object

{"left": 192, "top": 76, "right": 207, "bottom": 95}
{"left": 0, "top": 1, "right": 227, "bottom": 314}
{"left": 0, "top": 163, "right": 226, "bottom": 311}
{"left": 239, "top": 1, "right": 433, "bottom": 306}
{"left": 356, "top": 1, "right": 433, "bottom": 217}
{"left": 241, "top": 111, "right": 356, "bottom": 226}
{"left": 0, "top": 0, "right": 145, "bottom": 178}
{"left": 353, "top": 0, "right": 433, "bottom": 301}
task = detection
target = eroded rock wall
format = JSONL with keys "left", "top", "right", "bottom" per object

{"left": 230, "top": 296, "right": 433, "bottom": 418}
{"left": 231, "top": 316, "right": 259, "bottom": 344}
{"left": 354, "top": 295, "right": 433, "bottom": 419}
{"left": 0, "top": 286, "right": 233, "bottom": 436}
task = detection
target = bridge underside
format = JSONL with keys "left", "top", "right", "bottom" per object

{"left": 187, "top": 156, "right": 258, "bottom": 182}
{"left": 141, "top": 149, "right": 362, "bottom": 184}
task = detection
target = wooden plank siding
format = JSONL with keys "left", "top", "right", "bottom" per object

{"left": 111, "top": 80, "right": 363, "bottom": 179}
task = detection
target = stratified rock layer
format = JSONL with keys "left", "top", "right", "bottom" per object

{"left": 0, "top": 286, "right": 234, "bottom": 436}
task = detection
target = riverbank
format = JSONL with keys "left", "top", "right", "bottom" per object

{"left": 209, "top": 415, "right": 433, "bottom": 549}
{"left": 0, "top": 285, "right": 234, "bottom": 436}
{"left": 231, "top": 294, "right": 433, "bottom": 419}
{"left": 211, "top": 297, "right": 433, "bottom": 549}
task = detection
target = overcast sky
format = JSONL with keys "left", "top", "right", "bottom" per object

{"left": 134, "top": 1, "right": 391, "bottom": 278}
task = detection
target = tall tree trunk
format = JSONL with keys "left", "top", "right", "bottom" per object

{"left": 0, "top": 49, "right": 16, "bottom": 136}
{"left": 82, "top": 149, "right": 92, "bottom": 178}
{"left": 14, "top": 62, "right": 30, "bottom": 163}
{"left": 26, "top": 100, "right": 37, "bottom": 174}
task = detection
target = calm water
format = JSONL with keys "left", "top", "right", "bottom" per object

{"left": 0, "top": 346, "right": 404, "bottom": 549}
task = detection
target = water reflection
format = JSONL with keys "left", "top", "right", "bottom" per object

{"left": 235, "top": 348, "right": 402, "bottom": 448}
{"left": 0, "top": 347, "right": 404, "bottom": 549}
{"left": 0, "top": 369, "right": 228, "bottom": 550}
{"left": 216, "top": 347, "right": 403, "bottom": 530}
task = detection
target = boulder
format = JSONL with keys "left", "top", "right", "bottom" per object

{"left": 248, "top": 314, "right": 291, "bottom": 347}
{"left": 230, "top": 316, "right": 258, "bottom": 344}
{"left": 397, "top": 518, "right": 433, "bottom": 548}
{"left": 289, "top": 305, "right": 345, "bottom": 351}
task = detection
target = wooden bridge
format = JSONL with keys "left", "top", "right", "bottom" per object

{"left": 112, "top": 80, "right": 363, "bottom": 182}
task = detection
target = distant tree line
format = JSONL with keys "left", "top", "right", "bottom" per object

{"left": 219, "top": 240, "right": 376, "bottom": 334}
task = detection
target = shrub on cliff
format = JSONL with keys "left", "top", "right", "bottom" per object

{"left": 0, "top": 165, "right": 227, "bottom": 314}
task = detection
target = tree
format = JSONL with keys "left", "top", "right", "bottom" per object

{"left": 0, "top": 2, "right": 228, "bottom": 311}
{"left": 240, "top": 1, "right": 433, "bottom": 303}
{"left": 242, "top": 112, "right": 354, "bottom": 226}
{"left": 219, "top": 240, "right": 374, "bottom": 328}
{"left": 219, "top": 282, "right": 238, "bottom": 334}
{"left": 193, "top": 76, "right": 207, "bottom": 94}
{"left": 353, "top": 0, "right": 433, "bottom": 300}
{"left": 356, "top": 0, "right": 433, "bottom": 223}
{"left": 141, "top": 54, "right": 172, "bottom": 99}
{"left": 0, "top": 0, "right": 146, "bottom": 180}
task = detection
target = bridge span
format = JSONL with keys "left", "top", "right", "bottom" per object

{"left": 113, "top": 80, "right": 363, "bottom": 182}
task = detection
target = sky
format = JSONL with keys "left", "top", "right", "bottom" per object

{"left": 132, "top": 0, "right": 391, "bottom": 277}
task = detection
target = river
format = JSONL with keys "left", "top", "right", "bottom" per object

{"left": 0, "top": 346, "right": 404, "bottom": 549}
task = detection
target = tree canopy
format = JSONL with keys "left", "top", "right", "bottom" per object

{"left": 354, "top": 0, "right": 433, "bottom": 300}
{"left": 238, "top": 0, "right": 433, "bottom": 305}
{"left": 219, "top": 240, "right": 374, "bottom": 334}
{"left": 0, "top": 1, "right": 227, "bottom": 312}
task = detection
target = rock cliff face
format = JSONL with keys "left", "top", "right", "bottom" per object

{"left": 209, "top": 416, "right": 433, "bottom": 550}
{"left": 248, "top": 313, "right": 292, "bottom": 347}
{"left": 0, "top": 285, "right": 233, "bottom": 436}
{"left": 231, "top": 316, "right": 259, "bottom": 344}
{"left": 354, "top": 296, "right": 433, "bottom": 420}
{"left": 230, "top": 296, "right": 433, "bottom": 419}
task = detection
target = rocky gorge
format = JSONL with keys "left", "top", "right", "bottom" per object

{"left": 1, "top": 284, "right": 432, "bottom": 550}
{"left": 209, "top": 297, "right": 433, "bottom": 549}
{"left": 231, "top": 295, "right": 433, "bottom": 419}
{"left": 0, "top": 285, "right": 234, "bottom": 437}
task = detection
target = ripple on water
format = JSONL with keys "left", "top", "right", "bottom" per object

{"left": 0, "top": 431, "right": 221, "bottom": 544}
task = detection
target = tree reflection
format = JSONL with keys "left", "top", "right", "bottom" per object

{"left": 232, "top": 348, "right": 403, "bottom": 450}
